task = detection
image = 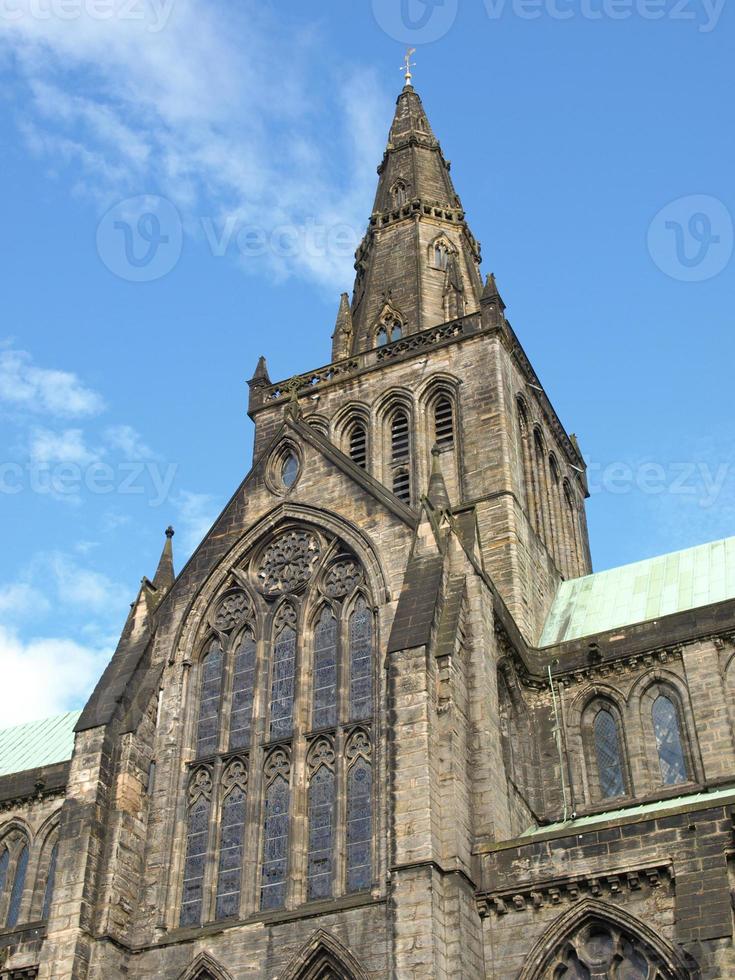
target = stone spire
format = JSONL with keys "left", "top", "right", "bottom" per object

{"left": 331, "top": 292, "right": 353, "bottom": 361}
{"left": 151, "top": 525, "right": 175, "bottom": 593}
{"left": 348, "top": 83, "right": 484, "bottom": 354}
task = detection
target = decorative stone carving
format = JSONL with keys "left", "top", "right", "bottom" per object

{"left": 222, "top": 758, "right": 248, "bottom": 792}
{"left": 212, "top": 590, "right": 252, "bottom": 632}
{"left": 256, "top": 530, "right": 321, "bottom": 596}
{"left": 264, "top": 747, "right": 291, "bottom": 784}
{"left": 307, "top": 735, "right": 336, "bottom": 775}
{"left": 187, "top": 766, "right": 213, "bottom": 804}
{"left": 323, "top": 558, "right": 363, "bottom": 598}
{"left": 345, "top": 727, "right": 372, "bottom": 764}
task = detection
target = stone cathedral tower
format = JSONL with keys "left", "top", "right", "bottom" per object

{"left": 1, "top": 78, "right": 735, "bottom": 980}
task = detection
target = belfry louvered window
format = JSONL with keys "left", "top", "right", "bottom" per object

{"left": 434, "top": 396, "right": 454, "bottom": 448}
{"left": 182, "top": 526, "right": 376, "bottom": 924}
{"left": 348, "top": 421, "right": 368, "bottom": 469}
{"left": 652, "top": 695, "right": 688, "bottom": 786}
{"left": 594, "top": 709, "right": 626, "bottom": 799}
{"left": 391, "top": 410, "right": 409, "bottom": 462}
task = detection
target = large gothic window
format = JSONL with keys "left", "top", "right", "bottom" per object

{"left": 41, "top": 841, "right": 58, "bottom": 921}
{"left": 0, "top": 831, "right": 31, "bottom": 928}
{"left": 181, "top": 526, "right": 376, "bottom": 924}
{"left": 652, "top": 695, "right": 688, "bottom": 786}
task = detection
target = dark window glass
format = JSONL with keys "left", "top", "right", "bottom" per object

{"left": 376, "top": 326, "right": 389, "bottom": 347}
{"left": 346, "top": 759, "right": 372, "bottom": 893}
{"left": 229, "top": 630, "right": 256, "bottom": 750}
{"left": 270, "top": 624, "right": 296, "bottom": 740}
{"left": 282, "top": 453, "right": 299, "bottom": 488}
{"left": 434, "top": 397, "right": 454, "bottom": 448}
{"left": 391, "top": 410, "right": 410, "bottom": 462}
{"left": 307, "top": 766, "right": 335, "bottom": 901}
{"left": 349, "top": 598, "right": 373, "bottom": 721}
{"left": 7, "top": 844, "right": 28, "bottom": 927}
{"left": 0, "top": 848, "right": 8, "bottom": 902}
{"left": 260, "top": 776, "right": 290, "bottom": 910}
{"left": 594, "top": 709, "right": 625, "bottom": 799}
{"left": 652, "top": 695, "right": 688, "bottom": 785}
{"left": 180, "top": 797, "right": 210, "bottom": 926}
{"left": 41, "top": 842, "right": 58, "bottom": 921}
{"left": 349, "top": 422, "right": 367, "bottom": 469}
{"left": 392, "top": 319, "right": 403, "bottom": 341}
{"left": 312, "top": 610, "right": 338, "bottom": 730}
{"left": 196, "top": 640, "right": 223, "bottom": 757}
{"left": 215, "top": 787, "right": 246, "bottom": 920}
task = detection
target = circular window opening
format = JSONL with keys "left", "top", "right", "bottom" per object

{"left": 282, "top": 453, "right": 299, "bottom": 488}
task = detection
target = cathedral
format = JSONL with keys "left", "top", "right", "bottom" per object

{"left": 1, "top": 73, "right": 735, "bottom": 980}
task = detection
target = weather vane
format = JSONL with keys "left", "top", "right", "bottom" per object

{"left": 401, "top": 47, "right": 416, "bottom": 87}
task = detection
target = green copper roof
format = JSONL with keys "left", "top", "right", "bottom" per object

{"left": 0, "top": 711, "right": 81, "bottom": 777}
{"left": 520, "top": 783, "right": 735, "bottom": 840}
{"left": 541, "top": 536, "right": 735, "bottom": 646}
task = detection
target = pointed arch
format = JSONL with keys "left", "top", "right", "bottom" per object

{"left": 178, "top": 951, "right": 234, "bottom": 980}
{"left": 281, "top": 929, "right": 371, "bottom": 980}
{"left": 518, "top": 898, "right": 696, "bottom": 980}
{"left": 374, "top": 302, "right": 405, "bottom": 346}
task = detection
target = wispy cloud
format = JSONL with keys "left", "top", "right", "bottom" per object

{"left": 0, "top": 346, "right": 105, "bottom": 417}
{"left": 1, "top": 1, "right": 387, "bottom": 289}
{"left": 172, "top": 489, "right": 219, "bottom": 557}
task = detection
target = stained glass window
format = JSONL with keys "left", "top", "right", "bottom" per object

{"left": 349, "top": 598, "right": 372, "bottom": 721}
{"left": 260, "top": 776, "right": 290, "bottom": 910}
{"left": 196, "top": 640, "right": 223, "bottom": 757}
{"left": 346, "top": 759, "right": 372, "bottom": 893}
{"left": 307, "top": 766, "right": 335, "bottom": 901}
{"left": 7, "top": 844, "right": 28, "bottom": 927}
{"left": 270, "top": 623, "right": 296, "bottom": 740}
{"left": 42, "top": 842, "right": 58, "bottom": 921}
{"left": 594, "top": 709, "right": 625, "bottom": 799}
{"left": 312, "top": 610, "right": 337, "bottom": 730}
{"left": 229, "top": 630, "right": 256, "bottom": 750}
{"left": 180, "top": 797, "right": 210, "bottom": 926}
{"left": 652, "top": 695, "right": 688, "bottom": 786}
{"left": 215, "top": 787, "right": 246, "bottom": 920}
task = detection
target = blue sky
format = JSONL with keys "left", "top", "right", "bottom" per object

{"left": 0, "top": 0, "right": 733, "bottom": 721}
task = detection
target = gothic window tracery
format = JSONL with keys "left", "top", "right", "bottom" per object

{"left": 41, "top": 841, "right": 58, "bottom": 921}
{"left": 375, "top": 310, "right": 404, "bottom": 347}
{"left": 593, "top": 708, "right": 626, "bottom": 800}
{"left": 181, "top": 525, "right": 376, "bottom": 924}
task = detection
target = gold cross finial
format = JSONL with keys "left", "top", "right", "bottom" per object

{"left": 401, "top": 47, "right": 416, "bottom": 87}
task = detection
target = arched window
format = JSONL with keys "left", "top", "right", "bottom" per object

{"left": 229, "top": 629, "right": 256, "bottom": 750}
{"left": 41, "top": 842, "right": 58, "bottom": 921}
{"left": 0, "top": 847, "right": 9, "bottom": 904}
{"left": 6, "top": 844, "right": 27, "bottom": 927}
{"left": 349, "top": 597, "right": 373, "bottom": 721}
{"left": 196, "top": 639, "right": 223, "bottom": 757}
{"left": 182, "top": 528, "right": 376, "bottom": 924}
{"left": 346, "top": 730, "right": 372, "bottom": 894}
{"left": 270, "top": 607, "right": 297, "bottom": 740}
{"left": 306, "top": 739, "right": 336, "bottom": 901}
{"left": 261, "top": 749, "right": 291, "bottom": 911}
{"left": 652, "top": 695, "right": 688, "bottom": 785}
{"left": 392, "top": 181, "right": 407, "bottom": 207}
{"left": 391, "top": 410, "right": 410, "bottom": 462}
{"left": 433, "top": 396, "right": 454, "bottom": 448}
{"left": 593, "top": 709, "right": 626, "bottom": 799}
{"left": 375, "top": 311, "right": 404, "bottom": 347}
{"left": 312, "top": 608, "right": 338, "bottom": 730}
{"left": 434, "top": 242, "right": 449, "bottom": 270}
{"left": 215, "top": 760, "right": 247, "bottom": 920}
{"left": 376, "top": 325, "right": 389, "bottom": 347}
{"left": 180, "top": 769, "right": 212, "bottom": 927}
{"left": 348, "top": 420, "right": 368, "bottom": 469}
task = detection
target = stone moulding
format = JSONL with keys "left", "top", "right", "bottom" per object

{"left": 476, "top": 861, "right": 673, "bottom": 918}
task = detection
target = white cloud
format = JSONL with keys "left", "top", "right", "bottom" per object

{"left": 0, "top": 347, "right": 105, "bottom": 418}
{"left": 104, "top": 423, "right": 154, "bottom": 460}
{"left": 28, "top": 426, "right": 99, "bottom": 465}
{"left": 26, "top": 550, "right": 128, "bottom": 612}
{"left": 0, "top": 625, "right": 110, "bottom": 724}
{"left": 0, "top": 0, "right": 387, "bottom": 289}
{"left": 0, "top": 583, "right": 50, "bottom": 620}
